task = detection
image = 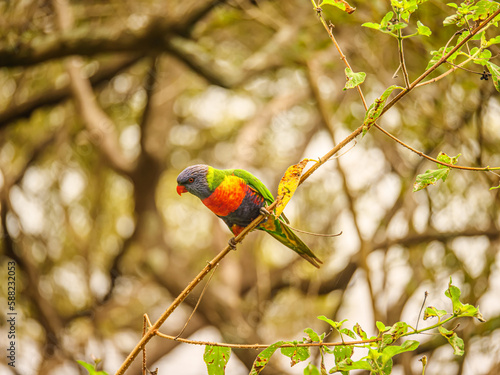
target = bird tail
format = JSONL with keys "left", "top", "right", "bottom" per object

{"left": 261, "top": 218, "right": 323, "bottom": 268}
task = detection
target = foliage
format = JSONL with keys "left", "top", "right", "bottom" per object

{"left": 413, "top": 152, "right": 461, "bottom": 192}
{"left": 77, "top": 360, "right": 109, "bottom": 375}
{"left": 203, "top": 280, "right": 483, "bottom": 375}
{"left": 204, "top": 346, "right": 231, "bottom": 375}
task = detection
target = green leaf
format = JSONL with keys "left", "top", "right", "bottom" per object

{"left": 249, "top": 341, "right": 284, "bottom": 375}
{"left": 486, "top": 62, "right": 500, "bottom": 92}
{"left": 445, "top": 278, "right": 462, "bottom": 313}
{"left": 362, "top": 85, "right": 403, "bottom": 135}
{"left": 438, "top": 326, "right": 464, "bottom": 356}
{"left": 333, "top": 345, "right": 353, "bottom": 364}
{"left": 444, "top": 278, "right": 486, "bottom": 322}
{"left": 304, "top": 327, "right": 321, "bottom": 342}
{"left": 204, "top": 345, "right": 231, "bottom": 375}
{"left": 397, "top": 0, "right": 421, "bottom": 22}
{"left": 380, "top": 321, "right": 411, "bottom": 352}
{"left": 413, "top": 169, "right": 449, "bottom": 192}
{"left": 381, "top": 11, "right": 394, "bottom": 27}
{"left": 304, "top": 363, "right": 321, "bottom": 375}
{"left": 362, "top": 22, "right": 381, "bottom": 30}
{"left": 344, "top": 68, "right": 366, "bottom": 91}
{"left": 472, "top": 0, "right": 500, "bottom": 22}
{"left": 437, "top": 152, "right": 461, "bottom": 166}
{"left": 318, "top": 316, "right": 347, "bottom": 330}
{"left": 335, "top": 359, "right": 373, "bottom": 371}
{"left": 320, "top": 0, "right": 356, "bottom": 14}
{"left": 376, "top": 321, "right": 389, "bottom": 334}
{"left": 426, "top": 46, "right": 462, "bottom": 70}
{"left": 363, "top": 11, "right": 407, "bottom": 35}
{"left": 413, "top": 152, "right": 460, "bottom": 192}
{"left": 382, "top": 322, "right": 410, "bottom": 345}
{"left": 77, "top": 361, "right": 109, "bottom": 375}
{"left": 443, "top": 14, "right": 460, "bottom": 26}
{"left": 423, "top": 306, "right": 448, "bottom": 320}
{"left": 380, "top": 340, "right": 419, "bottom": 365}
{"left": 281, "top": 344, "right": 310, "bottom": 366}
{"left": 340, "top": 328, "right": 357, "bottom": 340}
{"left": 471, "top": 48, "right": 492, "bottom": 66}
{"left": 416, "top": 20, "right": 431, "bottom": 36}
{"left": 353, "top": 323, "right": 368, "bottom": 340}
{"left": 486, "top": 35, "right": 500, "bottom": 46}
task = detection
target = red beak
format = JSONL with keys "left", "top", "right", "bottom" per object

{"left": 176, "top": 185, "right": 188, "bottom": 196}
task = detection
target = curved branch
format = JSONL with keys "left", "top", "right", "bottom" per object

{"left": 0, "top": 0, "right": 226, "bottom": 67}
{"left": 0, "top": 54, "right": 142, "bottom": 129}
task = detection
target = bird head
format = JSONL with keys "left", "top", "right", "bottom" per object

{"left": 176, "top": 164, "right": 212, "bottom": 199}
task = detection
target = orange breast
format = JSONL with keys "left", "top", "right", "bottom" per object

{"left": 202, "top": 175, "right": 246, "bottom": 216}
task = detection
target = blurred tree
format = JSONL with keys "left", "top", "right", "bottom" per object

{"left": 0, "top": 0, "right": 499, "bottom": 374}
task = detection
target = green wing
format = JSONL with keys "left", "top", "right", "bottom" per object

{"left": 231, "top": 169, "right": 275, "bottom": 204}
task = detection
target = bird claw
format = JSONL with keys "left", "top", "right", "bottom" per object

{"left": 228, "top": 237, "right": 237, "bottom": 250}
{"left": 260, "top": 207, "right": 271, "bottom": 216}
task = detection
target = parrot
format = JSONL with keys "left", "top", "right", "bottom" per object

{"left": 176, "top": 164, "right": 322, "bottom": 268}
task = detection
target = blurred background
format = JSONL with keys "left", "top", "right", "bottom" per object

{"left": 1, "top": 0, "right": 499, "bottom": 374}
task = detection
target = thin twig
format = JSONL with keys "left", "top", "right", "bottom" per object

{"left": 175, "top": 263, "right": 220, "bottom": 339}
{"left": 142, "top": 316, "right": 147, "bottom": 375}
{"left": 397, "top": 28, "right": 410, "bottom": 88}
{"left": 144, "top": 314, "right": 153, "bottom": 328}
{"left": 415, "top": 55, "right": 475, "bottom": 88}
{"left": 373, "top": 123, "right": 500, "bottom": 171}
{"left": 415, "top": 291, "right": 428, "bottom": 331}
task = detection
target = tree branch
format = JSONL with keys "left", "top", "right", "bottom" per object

{"left": 0, "top": 1, "right": 226, "bottom": 67}
{"left": 0, "top": 54, "right": 142, "bottom": 129}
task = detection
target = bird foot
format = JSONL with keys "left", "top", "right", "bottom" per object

{"left": 228, "top": 237, "right": 237, "bottom": 250}
{"left": 260, "top": 207, "right": 271, "bottom": 216}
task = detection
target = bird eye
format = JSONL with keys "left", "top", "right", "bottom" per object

{"left": 188, "top": 177, "right": 194, "bottom": 183}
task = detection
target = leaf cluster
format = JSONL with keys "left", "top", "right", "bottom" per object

{"left": 199, "top": 280, "right": 484, "bottom": 375}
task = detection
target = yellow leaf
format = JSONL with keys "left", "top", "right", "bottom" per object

{"left": 275, "top": 159, "right": 312, "bottom": 217}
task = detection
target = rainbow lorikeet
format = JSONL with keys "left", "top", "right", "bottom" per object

{"left": 176, "top": 164, "right": 322, "bottom": 268}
